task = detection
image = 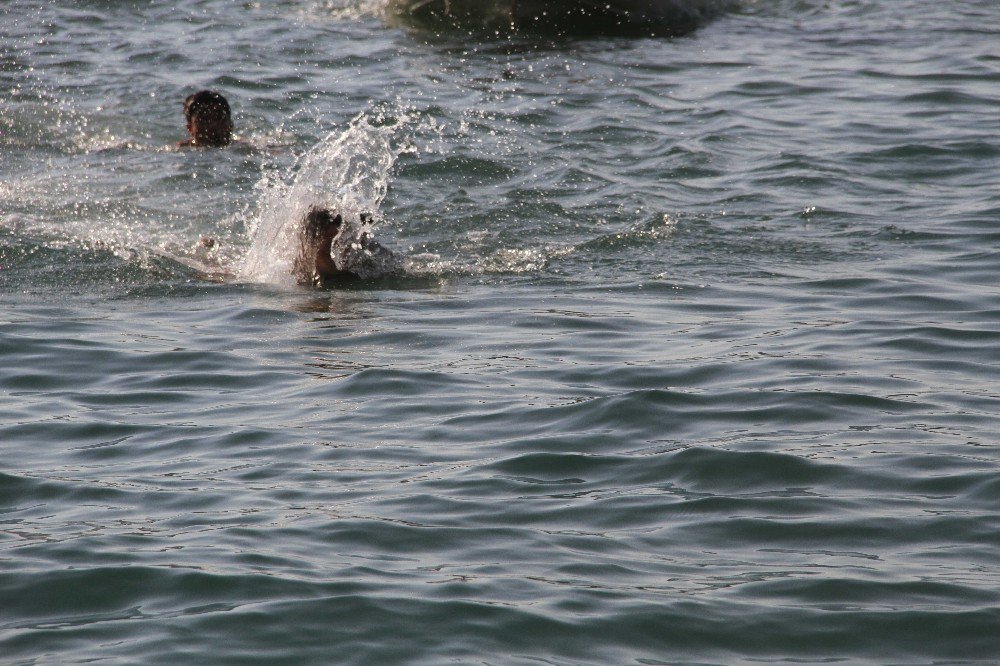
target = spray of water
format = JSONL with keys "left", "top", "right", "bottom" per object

{"left": 291, "top": 0, "right": 392, "bottom": 21}
{"left": 239, "top": 110, "right": 410, "bottom": 285}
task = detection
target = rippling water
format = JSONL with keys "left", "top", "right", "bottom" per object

{"left": 2, "top": 0, "right": 999, "bottom": 663}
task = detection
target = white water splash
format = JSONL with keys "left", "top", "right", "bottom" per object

{"left": 238, "top": 110, "right": 410, "bottom": 285}
{"left": 281, "top": 0, "right": 391, "bottom": 22}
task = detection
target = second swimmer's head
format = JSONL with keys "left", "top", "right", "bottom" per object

{"left": 182, "top": 90, "right": 233, "bottom": 147}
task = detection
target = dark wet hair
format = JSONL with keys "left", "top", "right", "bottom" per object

{"left": 301, "top": 207, "right": 343, "bottom": 242}
{"left": 183, "top": 90, "right": 232, "bottom": 124}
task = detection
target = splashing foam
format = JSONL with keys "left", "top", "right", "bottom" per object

{"left": 239, "top": 111, "right": 408, "bottom": 285}
{"left": 291, "top": 0, "right": 391, "bottom": 22}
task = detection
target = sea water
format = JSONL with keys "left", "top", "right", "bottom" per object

{"left": 2, "top": 0, "right": 999, "bottom": 663}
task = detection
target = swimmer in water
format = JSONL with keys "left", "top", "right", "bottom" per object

{"left": 293, "top": 206, "right": 403, "bottom": 286}
{"left": 179, "top": 90, "right": 233, "bottom": 147}
{"left": 293, "top": 207, "right": 352, "bottom": 286}
{"left": 191, "top": 206, "right": 401, "bottom": 286}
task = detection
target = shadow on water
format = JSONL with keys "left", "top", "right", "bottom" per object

{"left": 384, "top": 0, "right": 738, "bottom": 37}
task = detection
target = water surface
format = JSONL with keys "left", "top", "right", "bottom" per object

{"left": 2, "top": 0, "right": 999, "bottom": 663}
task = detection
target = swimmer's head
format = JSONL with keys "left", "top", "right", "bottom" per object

{"left": 301, "top": 207, "right": 343, "bottom": 243}
{"left": 182, "top": 90, "right": 233, "bottom": 147}
{"left": 294, "top": 207, "right": 345, "bottom": 285}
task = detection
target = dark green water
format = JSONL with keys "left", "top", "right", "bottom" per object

{"left": 2, "top": 0, "right": 999, "bottom": 663}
